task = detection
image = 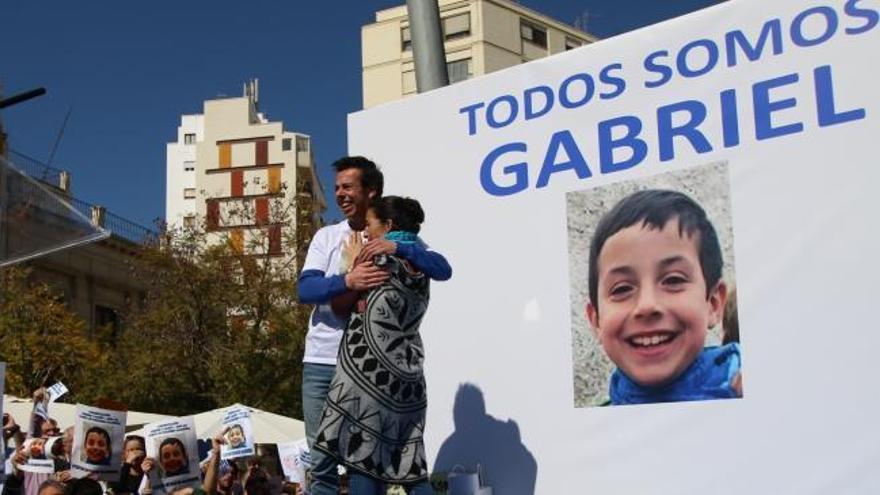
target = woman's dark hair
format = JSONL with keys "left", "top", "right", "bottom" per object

{"left": 124, "top": 435, "right": 145, "bottom": 450}
{"left": 84, "top": 426, "right": 112, "bottom": 457}
{"left": 370, "top": 196, "right": 425, "bottom": 234}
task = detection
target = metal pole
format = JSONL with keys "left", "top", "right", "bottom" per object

{"left": 406, "top": 0, "right": 449, "bottom": 92}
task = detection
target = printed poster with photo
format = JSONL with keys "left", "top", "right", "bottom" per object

{"left": 71, "top": 404, "right": 127, "bottom": 481}
{"left": 46, "top": 382, "right": 68, "bottom": 404}
{"left": 219, "top": 405, "right": 254, "bottom": 461}
{"left": 15, "top": 437, "right": 59, "bottom": 474}
{"left": 277, "top": 438, "right": 309, "bottom": 484}
{"left": 144, "top": 417, "right": 200, "bottom": 494}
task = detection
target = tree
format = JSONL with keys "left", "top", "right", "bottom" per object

{"left": 109, "top": 194, "right": 312, "bottom": 417}
{"left": 0, "top": 266, "right": 105, "bottom": 401}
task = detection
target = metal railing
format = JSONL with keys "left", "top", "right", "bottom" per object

{"left": 8, "top": 148, "right": 156, "bottom": 245}
{"left": 7, "top": 149, "right": 65, "bottom": 189}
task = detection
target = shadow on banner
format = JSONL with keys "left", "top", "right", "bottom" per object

{"left": 433, "top": 383, "right": 537, "bottom": 495}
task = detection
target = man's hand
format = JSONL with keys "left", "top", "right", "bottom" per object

{"left": 344, "top": 261, "right": 389, "bottom": 291}
{"left": 141, "top": 457, "right": 156, "bottom": 473}
{"left": 355, "top": 239, "right": 397, "bottom": 265}
{"left": 55, "top": 470, "right": 73, "bottom": 482}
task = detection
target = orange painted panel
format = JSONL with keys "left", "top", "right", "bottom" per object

{"left": 219, "top": 143, "right": 232, "bottom": 168}
{"left": 229, "top": 229, "right": 244, "bottom": 254}
{"left": 268, "top": 168, "right": 281, "bottom": 193}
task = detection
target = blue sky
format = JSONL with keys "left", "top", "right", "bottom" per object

{"left": 1, "top": 0, "right": 723, "bottom": 228}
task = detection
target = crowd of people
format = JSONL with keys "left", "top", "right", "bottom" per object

{"left": 1, "top": 389, "right": 304, "bottom": 495}
{"left": 3, "top": 155, "right": 452, "bottom": 495}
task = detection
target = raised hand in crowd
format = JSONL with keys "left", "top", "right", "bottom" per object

{"left": 4, "top": 412, "right": 24, "bottom": 445}
{"left": 202, "top": 432, "right": 227, "bottom": 495}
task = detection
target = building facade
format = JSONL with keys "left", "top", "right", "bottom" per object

{"left": 2, "top": 150, "right": 153, "bottom": 336}
{"left": 165, "top": 81, "right": 325, "bottom": 266}
{"left": 362, "top": 0, "right": 598, "bottom": 108}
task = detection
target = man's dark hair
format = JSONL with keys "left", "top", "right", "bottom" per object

{"left": 370, "top": 196, "right": 424, "bottom": 234}
{"left": 588, "top": 189, "right": 723, "bottom": 313}
{"left": 332, "top": 156, "right": 383, "bottom": 197}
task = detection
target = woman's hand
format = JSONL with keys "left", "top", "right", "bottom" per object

{"left": 342, "top": 232, "right": 365, "bottom": 271}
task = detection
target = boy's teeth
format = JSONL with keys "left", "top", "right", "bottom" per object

{"left": 632, "top": 334, "right": 672, "bottom": 347}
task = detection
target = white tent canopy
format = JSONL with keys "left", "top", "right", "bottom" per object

{"left": 187, "top": 403, "right": 305, "bottom": 444}
{"left": 3, "top": 397, "right": 304, "bottom": 445}
{"left": 3, "top": 395, "right": 173, "bottom": 432}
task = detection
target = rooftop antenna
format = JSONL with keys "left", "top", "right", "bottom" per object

{"left": 47, "top": 105, "right": 72, "bottom": 167}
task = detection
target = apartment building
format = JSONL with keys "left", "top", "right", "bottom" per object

{"left": 166, "top": 81, "right": 325, "bottom": 266}
{"left": 362, "top": 0, "right": 598, "bottom": 108}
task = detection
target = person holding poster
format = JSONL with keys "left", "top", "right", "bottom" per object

{"left": 142, "top": 417, "right": 200, "bottom": 494}
{"left": 297, "top": 157, "right": 450, "bottom": 495}
{"left": 584, "top": 189, "right": 742, "bottom": 405}
{"left": 313, "top": 196, "right": 435, "bottom": 495}
{"left": 71, "top": 405, "right": 126, "bottom": 481}
{"left": 219, "top": 406, "right": 254, "bottom": 461}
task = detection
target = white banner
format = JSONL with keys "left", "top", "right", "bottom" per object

{"left": 348, "top": 0, "right": 880, "bottom": 493}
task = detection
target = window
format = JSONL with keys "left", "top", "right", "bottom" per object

{"left": 402, "top": 13, "right": 470, "bottom": 51}
{"left": 402, "top": 70, "right": 416, "bottom": 94}
{"left": 521, "top": 21, "right": 547, "bottom": 48}
{"left": 184, "top": 161, "right": 195, "bottom": 172}
{"left": 183, "top": 215, "right": 196, "bottom": 229}
{"left": 184, "top": 188, "right": 196, "bottom": 199}
{"left": 296, "top": 136, "right": 309, "bottom": 153}
{"left": 565, "top": 38, "right": 582, "bottom": 51}
{"left": 443, "top": 13, "right": 470, "bottom": 41}
{"left": 282, "top": 138, "right": 292, "bottom": 151}
{"left": 95, "top": 305, "right": 120, "bottom": 341}
{"left": 447, "top": 59, "right": 471, "bottom": 84}
{"left": 402, "top": 26, "right": 412, "bottom": 51}
{"left": 184, "top": 133, "right": 196, "bottom": 145}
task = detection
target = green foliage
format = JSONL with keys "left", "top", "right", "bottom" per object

{"left": 108, "top": 199, "right": 311, "bottom": 418}
{"left": 0, "top": 267, "right": 104, "bottom": 401}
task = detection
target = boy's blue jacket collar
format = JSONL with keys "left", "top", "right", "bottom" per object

{"left": 609, "top": 343, "right": 741, "bottom": 405}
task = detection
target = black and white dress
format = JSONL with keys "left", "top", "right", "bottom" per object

{"left": 313, "top": 254, "right": 431, "bottom": 483}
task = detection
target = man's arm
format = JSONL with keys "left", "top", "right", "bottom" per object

{"left": 297, "top": 270, "right": 348, "bottom": 304}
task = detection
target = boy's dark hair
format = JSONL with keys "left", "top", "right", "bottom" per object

{"left": 84, "top": 426, "right": 112, "bottom": 456}
{"left": 588, "top": 189, "right": 723, "bottom": 313}
{"left": 332, "top": 156, "right": 383, "bottom": 197}
{"left": 370, "top": 196, "right": 425, "bottom": 234}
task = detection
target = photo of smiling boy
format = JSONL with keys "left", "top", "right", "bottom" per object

{"left": 585, "top": 189, "right": 742, "bottom": 406}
